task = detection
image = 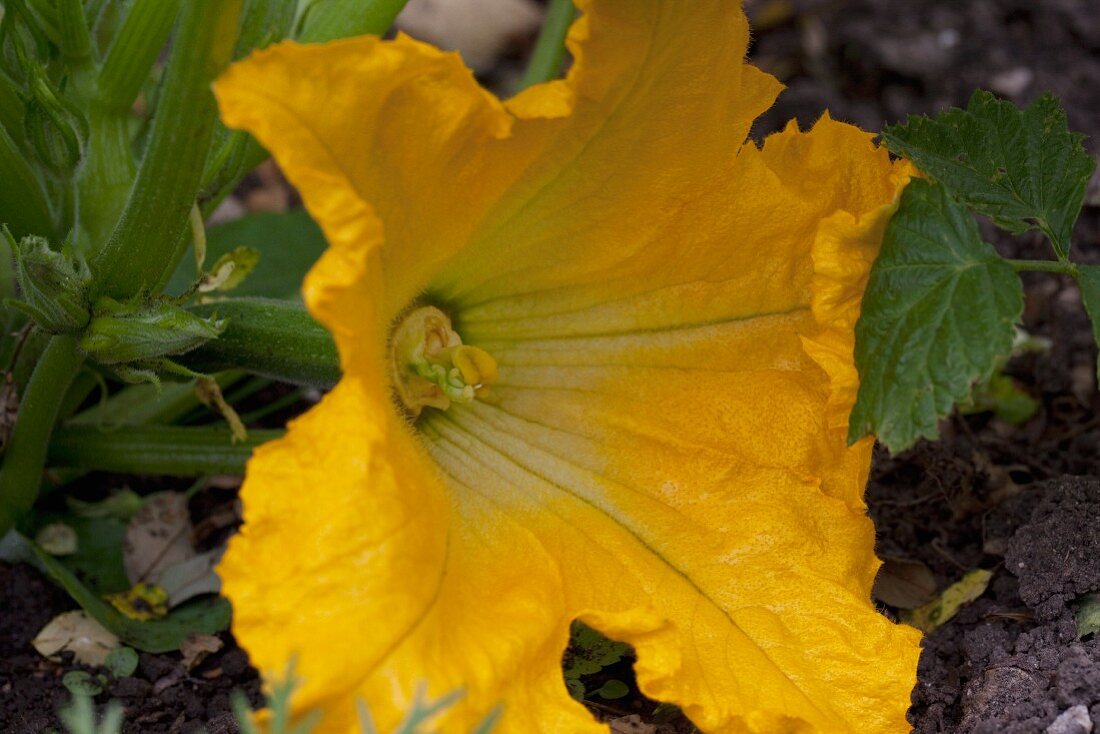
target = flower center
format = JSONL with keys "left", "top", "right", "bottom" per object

{"left": 389, "top": 305, "right": 498, "bottom": 418}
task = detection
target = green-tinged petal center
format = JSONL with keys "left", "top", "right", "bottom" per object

{"left": 390, "top": 305, "right": 498, "bottom": 417}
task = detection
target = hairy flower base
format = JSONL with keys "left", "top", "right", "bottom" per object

{"left": 215, "top": 1, "right": 922, "bottom": 732}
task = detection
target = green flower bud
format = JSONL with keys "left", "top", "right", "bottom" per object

{"left": 0, "top": 5, "right": 47, "bottom": 85}
{"left": 80, "top": 297, "right": 226, "bottom": 365}
{"left": 7, "top": 228, "right": 91, "bottom": 334}
{"left": 23, "top": 67, "right": 88, "bottom": 176}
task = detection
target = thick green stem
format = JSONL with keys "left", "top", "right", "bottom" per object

{"left": 92, "top": 0, "right": 243, "bottom": 298}
{"left": 97, "top": 0, "right": 181, "bottom": 112}
{"left": 0, "top": 335, "right": 83, "bottom": 534}
{"left": 295, "top": 0, "right": 408, "bottom": 43}
{"left": 48, "top": 425, "right": 282, "bottom": 475}
{"left": 181, "top": 298, "right": 340, "bottom": 388}
{"left": 518, "top": 0, "right": 575, "bottom": 90}
{"left": 1008, "top": 259, "right": 1078, "bottom": 275}
{"left": 75, "top": 108, "right": 135, "bottom": 253}
{"left": 56, "top": 0, "right": 92, "bottom": 61}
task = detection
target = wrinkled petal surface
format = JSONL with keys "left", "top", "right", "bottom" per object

{"left": 215, "top": 1, "right": 921, "bottom": 732}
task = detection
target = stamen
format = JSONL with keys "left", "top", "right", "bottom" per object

{"left": 390, "top": 306, "right": 498, "bottom": 417}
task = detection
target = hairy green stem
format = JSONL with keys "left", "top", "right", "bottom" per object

{"left": 0, "top": 335, "right": 83, "bottom": 534}
{"left": 1008, "top": 259, "right": 1078, "bottom": 275}
{"left": 518, "top": 0, "right": 575, "bottom": 90}
{"left": 56, "top": 0, "right": 92, "bottom": 60}
{"left": 92, "top": 0, "right": 242, "bottom": 298}
{"left": 97, "top": 0, "right": 181, "bottom": 112}
{"left": 182, "top": 298, "right": 340, "bottom": 388}
{"left": 48, "top": 425, "right": 283, "bottom": 475}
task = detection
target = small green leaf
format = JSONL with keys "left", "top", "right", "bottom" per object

{"left": 104, "top": 646, "right": 139, "bottom": 678}
{"left": 562, "top": 621, "right": 631, "bottom": 680}
{"left": 882, "top": 91, "right": 1096, "bottom": 260}
{"left": 594, "top": 679, "right": 629, "bottom": 700}
{"left": 1076, "top": 266, "right": 1100, "bottom": 384}
{"left": 959, "top": 372, "right": 1039, "bottom": 425}
{"left": 165, "top": 211, "right": 326, "bottom": 299}
{"left": 62, "top": 670, "right": 105, "bottom": 697}
{"left": 850, "top": 179, "right": 1024, "bottom": 451}
{"left": 1076, "top": 593, "right": 1100, "bottom": 639}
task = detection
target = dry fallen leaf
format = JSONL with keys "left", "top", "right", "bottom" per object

{"left": 157, "top": 547, "right": 225, "bottom": 607}
{"left": 902, "top": 569, "right": 995, "bottom": 633}
{"left": 397, "top": 0, "right": 543, "bottom": 71}
{"left": 608, "top": 715, "right": 657, "bottom": 734}
{"left": 123, "top": 492, "right": 195, "bottom": 585}
{"left": 33, "top": 611, "right": 120, "bottom": 666}
{"left": 180, "top": 633, "right": 224, "bottom": 671}
{"left": 873, "top": 556, "right": 938, "bottom": 609}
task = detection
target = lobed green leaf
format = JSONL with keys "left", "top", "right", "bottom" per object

{"left": 849, "top": 179, "right": 1024, "bottom": 452}
{"left": 881, "top": 91, "right": 1095, "bottom": 260}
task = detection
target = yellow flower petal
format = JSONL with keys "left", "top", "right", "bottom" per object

{"left": 215, "top": 1, "right": 921, "bottom": 732}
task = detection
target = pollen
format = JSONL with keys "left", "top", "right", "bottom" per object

{"left": 389, "top": 305, "right": 498, "bottom": 417}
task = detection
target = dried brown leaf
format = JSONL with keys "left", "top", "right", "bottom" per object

{"left": 180, "top": 633, "right": 223, "bottom": 671}
{"left": 123, "top": 493, "right": 195, "bottom": 585}
{"left": 873, "top": 556, "right": 937, "bottom": 609}
{"left": 32, "top": 611, "right": 119, "bottom": 666}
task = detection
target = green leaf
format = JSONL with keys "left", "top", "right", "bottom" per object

{"left": 63, "top": 670, "right": 106, "bottom": 697}
{"left": 1076, "top": 266, "right": 1100, "bottom": 384}
{"left": 594, "top": 679, "right": 629, "bottom": 701}
{"left": 29, "top": 512, "right": 130, "bottom": 593}
{"left": 7, "top": 531, "right": 230, "bottom": 653}
{"left": 1077, "top": 593, "right": 1100, "bottom": 639}
{"left": 881, "top": 91, "right": 1096, "bottom": 260}
{"left": 294, "top": 0, "right": 407, "bottom": 44}
{"left": 850, "top": 179, "right": 1024, "bottom": 451}
{"left": 166, "top": 211, "right": 326, "bottom": 299}
{"left": 958, "top": 372, "right": 1039, "bottom": 425}
{"left": 104, "top": 646, "right": 139, "bottom": 677}
{"left": 562, "top": 621, "right": 631, "bottom": 680}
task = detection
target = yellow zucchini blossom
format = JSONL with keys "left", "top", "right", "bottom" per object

{"left": 214, "top": 1, "right": 921, "bottom": 732}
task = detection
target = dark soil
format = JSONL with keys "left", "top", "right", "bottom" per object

{"left": 0, "top": 559, "right": 262, "bottom": 734}
{"left": 3, "top": 1, "right": 1100, "bottom": 732}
